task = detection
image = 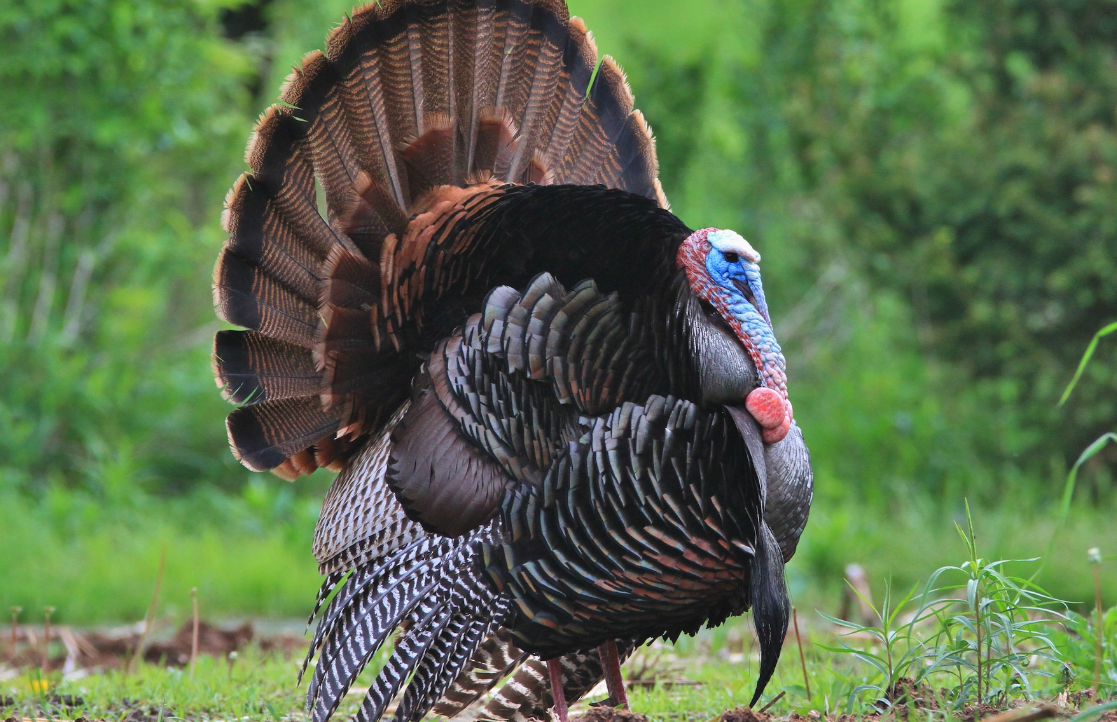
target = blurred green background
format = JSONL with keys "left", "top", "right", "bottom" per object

{"left": 0, "top": 0, "right": 1114, "bottom": 624}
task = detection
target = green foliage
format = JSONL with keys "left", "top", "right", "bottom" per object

{"left": 1061, "top": 321, "right": 1117, "bottom": 406}
{"left": 1, "top": 0, "right": 1113, "bottom": 505}
{"left": 0, "top": 0, "right": 252, "bottom": 495}
{"left": 817, "top": 582, "right": 924, "bottom": 705}
{"left": 913, "top": 508, "right": 1067, "bottom": 708}
{"left": 3, "top": 647, "right": 311, "bottom": 721}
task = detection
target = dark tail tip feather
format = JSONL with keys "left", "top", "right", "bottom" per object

{"left": 749, "top": 523, "right": 790, "bottom": 708}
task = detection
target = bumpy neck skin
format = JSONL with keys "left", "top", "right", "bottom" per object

{"left": 675, "top": 228, "right": 791, "bottom": 421}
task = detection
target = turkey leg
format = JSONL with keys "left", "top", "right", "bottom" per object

{"left": 600, "top": 640, "right": 629, "bottom": 709}
{"left": 547, "top": 658, "right": 569, "bottom": 722}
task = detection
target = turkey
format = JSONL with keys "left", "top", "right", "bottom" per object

{"left": 211, "top": 1, "right": 814, "bottom": 721}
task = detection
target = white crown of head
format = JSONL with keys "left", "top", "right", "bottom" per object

{"left": 707, "top": 229, "right": 760, "bottom": 263}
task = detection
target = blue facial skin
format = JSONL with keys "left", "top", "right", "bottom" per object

{"left": 705, "top": 247, "right": 785, "bottom": 380}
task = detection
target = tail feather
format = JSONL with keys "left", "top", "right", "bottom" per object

{"left": 538, "top": 16, "right": 595, "bottom": 175}
{"left": 353, "top": 602, "right": 453, "bottom": 722}
{"left": 330, "top": 30, "right": 409, "bottom": 209}
{"left": 214, "top": 331, "right": 320, "bottom": 405}
{"left": 307, "top": 557, "right": 443, "bottom": 721}
{"left": 213, "top": 249, "right": 319, "bottom": 349}
{"left": 284, "top": 52, "right": 368, "bottom": 218}
{"left": 393, "top": 614, "right": 473, "bottom": 722}
{"left": 225, "top": 397, "right": 341, "bottom": 472}
{"left": 238, "top": 113, "right": 344, "bottom": 257}
{"left": 558, "top": 56, "right": 634, "bottom": 186}
{"left": 403, "top": 615, "right": 499, "bottom": 722}
{"left": 305, "top": 571, "right": 346, "bottom": 632}
{"left": 222, "top": 182, "right": 324, "bottom": 302}
{"left": 600, "top": 110, "right": 659, "bottom": 201}
{"left": 304, "top": 536, "right": 437, "bottom": 685}
{"left": 432, "top": 628, "right": 527, "bottom": 717}
{"left": 305, "top": 523, "right": 508, "bottom": 722}
{"left": 475, "top": 641, "right": 635, "bottom": 722}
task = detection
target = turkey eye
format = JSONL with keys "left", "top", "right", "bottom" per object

{"left": 724, "top": 252, "right": 739, "bottom": 264}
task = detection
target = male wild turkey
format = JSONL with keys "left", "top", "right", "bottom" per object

{"left": 211, "top": 1, "right": 814, "bottom": 721}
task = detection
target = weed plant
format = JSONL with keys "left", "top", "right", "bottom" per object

{"left": 913, "top": 506, "right": 1068, "bottom": 710}
{"left": 820, "top": 504, "right": 1077, "bottom": 713}
{"left": 1058, "top": 606, "right": 1117, "bottom": 697}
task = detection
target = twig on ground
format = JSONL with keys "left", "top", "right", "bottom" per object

{"left": 1089, "top": 547, "right": 1102, "bottom": 699}
{"left": 758, "top": 690, "right": 786, "bottom": 714}
{"left": 42, "top": 607, "right": 55, "bottom": 671}
{"left": 979, "top": 704, "right": 1059, "bottom": 722}
{"left": 58, "top": 626, "right": 82, "bottom": 675}
{"left": 793, "top": 607, "right": 812, "bottom": 703}
{"left": 190, "top": 587, "right": 199, "bottom": 678}
{"left": 8, "top": 607, "right": 20, "bottom": 661}
{"left": 839, "top": 564, "right": 876, "bottom": 626}
{"left": 128, "top": 545, "right": 167, "bottom": 674}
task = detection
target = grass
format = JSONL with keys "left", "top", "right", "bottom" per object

{"left": 2, "top": 604, "right": 1113, "bottom": 721}
{"left": 2, "top": 502, "right": 1115, "bottom": 721}
{"left": 2, "top": 648, "right": 310, "bottom": 721}
{"left": 1, "top": 481, "right": 1114, "bottom": 626}
{"left": 0, "top": 481, "right": 329, "bottom": 625}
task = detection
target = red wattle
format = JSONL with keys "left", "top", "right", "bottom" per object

{"left": 745, "top": 387, "right": 785, "bottom": 430}
{"left": 762, "top": 415, "right": 791, "bottom": 444}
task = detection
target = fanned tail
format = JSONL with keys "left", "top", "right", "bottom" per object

{"left": 214, "top": 0, "right": 666, "bottom": 478}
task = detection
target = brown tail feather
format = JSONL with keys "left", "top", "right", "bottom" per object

{"left": 226, "top": 397, "right": 342, "bottom": 472}
{"left": 214, "top": 331, "right": 321, "bottom": 405}
{"left": 213, "top": 250, "right": 319, "bottom": 349}
{"left": 241, "top": 113, "right": 346, "bottom": 258}
{"left": 282, "top": 52, "right": 368, "bottom": 218}
{"left": 401, "top": 113, "right": 462, "bottom": 201}
{"left": 556, "top": 56, "right": 633, "bottom": 185}
{"left": 606, "top": 109, "right": 662, "bottom": 203}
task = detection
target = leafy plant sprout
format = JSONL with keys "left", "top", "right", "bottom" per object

{"left": 823, "top": 502, "right": 1069, "bottom": 713}
{"left": 818, "top": 581, "right": 925, "bottom": 709}
{"left": 913, "top": 503, "right": 1069, "bottom": 709}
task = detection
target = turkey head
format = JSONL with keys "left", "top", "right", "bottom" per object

{"left": 677, "top": 228, "right": 792, "bottom": 443}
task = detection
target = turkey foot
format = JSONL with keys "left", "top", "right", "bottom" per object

{"left": 548, "top": 658, "right": 570, "bottom": 722}
{"left": 745, "top": 387, "right": 791, "bottom": 444}
{"left": 599, "top": 640, "right": 629, "bottom": 709}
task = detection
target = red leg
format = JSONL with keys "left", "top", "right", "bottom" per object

{"left": 547, "top": 658, "right": 569, "bottom": 722}
{"left": 599, "top": 640, "right": 629, "bottom": 709}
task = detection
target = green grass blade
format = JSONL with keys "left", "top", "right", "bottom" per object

{"left": 1059, "top": 320, "right": 1117, "bottom": 406}
{"left": 1068, "top": 701, "right": 1117, "bottom": 722}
